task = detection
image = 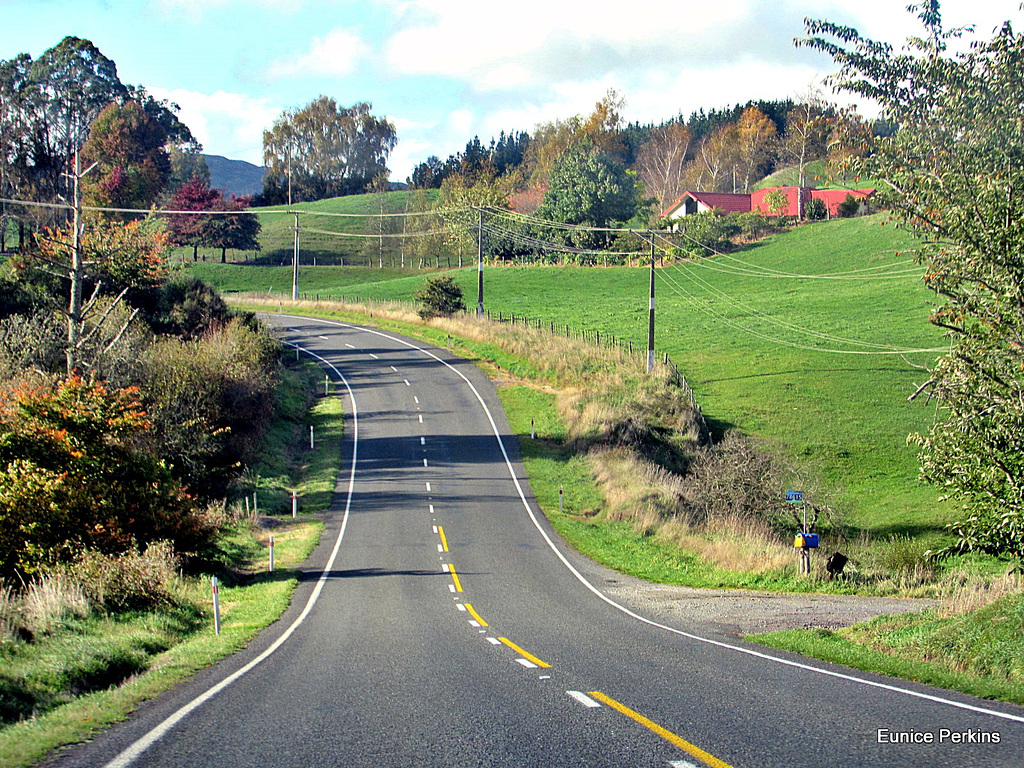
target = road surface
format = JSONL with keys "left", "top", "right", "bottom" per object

{"left": 48, "top": 314, "right": 1024, "bottom": 768}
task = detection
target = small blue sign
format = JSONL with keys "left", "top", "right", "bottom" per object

{"left": 785, "top": 490, "right": 804, "bottom": 503}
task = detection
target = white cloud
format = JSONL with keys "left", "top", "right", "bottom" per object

{"left": 388, "top": 136, "right": 432, "bottom": 182}
{"left": 447, "top": 109, "right": 475, "bottom": 137}
{"left": 382, "top": 0, "right": 755, "bottom": 90}
{"left": 153, "top": 0, "right": 303, "bottom": 22}
{"left": 149, "top": 87, "right": 281, "bottom": 165}
{"left": 267, "top": 28, "right": 369, "bottom": 79}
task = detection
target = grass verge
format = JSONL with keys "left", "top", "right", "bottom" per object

{"left": 750, "top": 586, "right": 1024, "bottom": 705}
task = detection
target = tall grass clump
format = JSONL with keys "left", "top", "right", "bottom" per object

{"left": 20, "top": 575, "right": 90, "bottom": 638}
{"left": 64, "top": 542, "right": 181, "bottom": 613}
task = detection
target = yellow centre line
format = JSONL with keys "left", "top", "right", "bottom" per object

{"left": 464, "top": 603, "right": 488, "bottom": 627}
{"left": 498, "top": 637, "right": 551, "bottom": 668}
{"left": 587, "top": 691, "right": 735, "bottom": 768}
{"left": 437, "top": 525, "right": 449, "bottom": 552}
{"left": 448, "top": 563, "right": 463, "bottom": 592}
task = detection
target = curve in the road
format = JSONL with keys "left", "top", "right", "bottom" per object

{"left": 281, "top": 316, "right": 1024, "bottom": 727}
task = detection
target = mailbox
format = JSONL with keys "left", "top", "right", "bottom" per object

{"left": 794, "top": 533, "right": 819, "bottom": 549}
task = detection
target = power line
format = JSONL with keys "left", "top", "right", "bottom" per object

{"left": 655, "top": 264, "right": 945, "bottom": 355}
{"left": 652, "top": 230, "right": 924, "bottom": 281}
{"left": 0, "top": 196, "right": 467, "bottom": 220}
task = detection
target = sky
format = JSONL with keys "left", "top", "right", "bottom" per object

{"left": 4, "top": 0, "right": 1021, "bottom": 181}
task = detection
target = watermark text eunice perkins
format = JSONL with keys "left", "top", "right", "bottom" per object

{"left": 877, "top": 728, "right": 1001, "bottom": 745}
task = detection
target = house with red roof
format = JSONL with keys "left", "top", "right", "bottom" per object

{"left": 662, "top": 186, "right": 875, "bottom": 221}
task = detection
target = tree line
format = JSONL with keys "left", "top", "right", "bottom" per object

{"left": 408, "top": 89, "right": 876, "bottom": 214}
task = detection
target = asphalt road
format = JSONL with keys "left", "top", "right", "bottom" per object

{"left": 48, "top": 314, "right": 1024, "bottom": 768}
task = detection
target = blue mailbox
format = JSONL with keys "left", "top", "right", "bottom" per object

{"left": 794, "top": 533, "right": 819, "bottom": 549}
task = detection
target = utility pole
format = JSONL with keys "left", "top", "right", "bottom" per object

{"left": 646, "top": 234, "right": 655, "bottom": 373}
{"left": 291, "top": 212, "right": 300, "bottom": 300}
{"left": 476, "top": 208, "right": 484, "bottom": 315}
{"left": 286, "top": 145, "right": 292, "bottom": 207}
{"left": 65, "top": 152, "right": 97, "bottom": 375}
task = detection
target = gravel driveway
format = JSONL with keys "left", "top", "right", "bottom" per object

{"left": 600, "top": 574, "right": 937, "bottom": 639}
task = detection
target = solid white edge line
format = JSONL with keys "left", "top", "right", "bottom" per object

{"left": 273, "top": 315, "right": 1024, "bottom": 725}
{"left": 102, "top": 341, "right": 361, "bottom": 767}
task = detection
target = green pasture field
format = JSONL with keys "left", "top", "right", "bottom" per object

{"left": 190, "top": 212, "right": 950, "bottom": 538}
{"left": 249, "top": 190, "right": 440, "bottom": 266}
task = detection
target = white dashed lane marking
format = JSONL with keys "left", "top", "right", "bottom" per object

{"left": 567, "top": 691, "right": 602, "bottom": 709}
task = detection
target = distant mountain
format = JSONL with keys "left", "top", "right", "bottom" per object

{"left": 203, "top": 154, "right": 265, "bottom": 199}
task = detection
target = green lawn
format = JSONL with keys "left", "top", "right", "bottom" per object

{"left": 190, "top": 212, "right": 950, "bottom": 537}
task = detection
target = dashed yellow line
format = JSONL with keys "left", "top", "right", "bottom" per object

{"left": 498, "top": 637, "right": 551, "bottom": 668}
{"left": 464, "top": 603, "right": 488, "bottom": 627}
{"left": 448, "top": 563, "right": 463, "bottom": 592}
{"left": 587, "top": 691, "right": 735, "bottom": 768}
{"left": 437, "top": 525, "right": 449, "bottom": 552}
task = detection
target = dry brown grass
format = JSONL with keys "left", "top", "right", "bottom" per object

{"left": 936, "top": 569, "right": 1023, "bottom": 616}
{"left": 660, "top": 515, "right": 795, "bottom": 574}
{"left": 0, "top": 585, "right": 23, "bottom": 643}
{"left": 21, "top": 574, "right": 90, "bottom": 636}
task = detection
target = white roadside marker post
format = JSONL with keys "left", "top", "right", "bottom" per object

{"left": 268, "top": 535, "right": 275, "bottom": 572}
{"left": 211, "top": 576, "right": 221, "bottom": 635}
